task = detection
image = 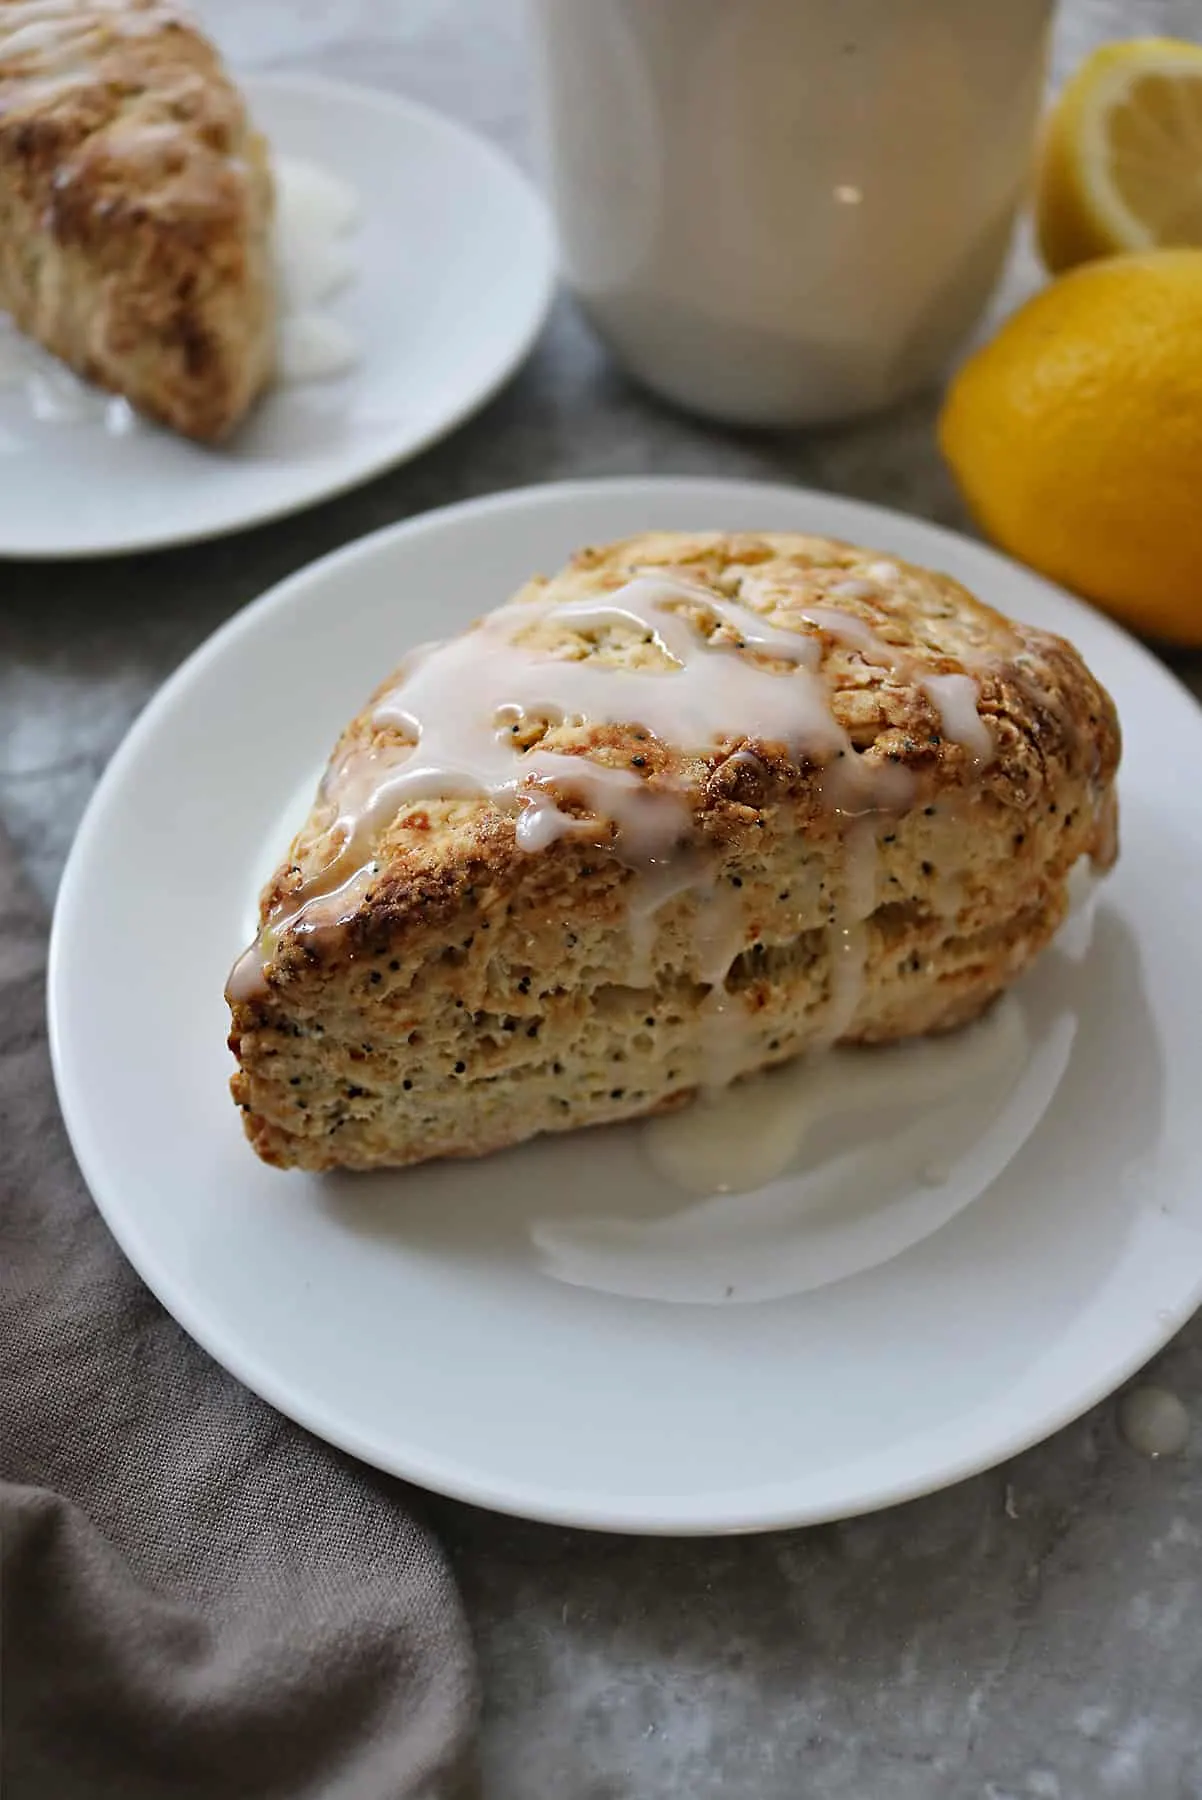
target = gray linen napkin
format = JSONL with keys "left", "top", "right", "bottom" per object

{"left": 0, "top": 830, "right": 478, "bottom": 1800}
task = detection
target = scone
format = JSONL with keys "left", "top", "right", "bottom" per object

{"left": 0, "top": 0, "right": 274, "bottom": 440}
{"left": 227, "top": 531, "right": 1121, "bottom": 1172}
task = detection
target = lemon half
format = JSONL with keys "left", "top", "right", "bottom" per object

{"left": 1036, "top": 37, "right": 1202, "bottom": 273}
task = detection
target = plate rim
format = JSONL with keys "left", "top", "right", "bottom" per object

{"left": 48, "top": 475, "right": 1202, "bottom": 1534}
{"left": 0, "top": 71, "right": 556, "bottom": 561}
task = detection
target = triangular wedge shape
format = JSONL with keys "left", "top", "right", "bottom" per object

{"left": 227, "top": 532, "right": 1120, "bottom": 1172}
{"left": 0, "top": 0, "right": 274, "bottom": 440}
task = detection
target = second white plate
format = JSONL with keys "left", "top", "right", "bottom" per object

{"left": 0, "top": 75, "right": 555, "bottom": 558}
{"left": 49, "top": 478, "right": 1202, "bottom": 1533}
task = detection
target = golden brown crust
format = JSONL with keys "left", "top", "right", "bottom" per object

{"left": 227, "top": 531, "right": 1121, "bottom": 1172}
{"left": 256, "top": 531, "right": 1120, "bottom": 970}
{"left": 0, "top": 0, "right": 274, "bottom": 439}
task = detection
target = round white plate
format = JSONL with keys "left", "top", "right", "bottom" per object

{"left": 49, "top": 478, "right": 1202, "bottom": 1534}
{"left": 0, "top": 75, "right": 554, "bottom": 559}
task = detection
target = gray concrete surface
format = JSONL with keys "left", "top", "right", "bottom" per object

{"left": 2, "top": 3, "right": 1200, "bottom": 1796}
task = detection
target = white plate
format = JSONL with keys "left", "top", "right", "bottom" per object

{"left": 0, "top": 75, "right": 554, "bottom": 559}
{"left": 49, "top": 478, "right": 1202, "bottom": 1534}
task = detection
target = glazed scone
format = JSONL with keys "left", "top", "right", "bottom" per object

{"left": 0, "top": 0, "right": 274, "bottom": 440}
{"left": 227, "top": 531, "right": 1120, "bottom": 1172}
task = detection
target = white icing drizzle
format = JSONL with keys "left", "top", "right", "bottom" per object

{"left": 693, "top": 883, "right": 755, "bottom": 1091}
{"left": 233, "top": 572, "right": 848, "bottom": 974}
{"left": 804, "top": 599, "right": 995, "bottom": 766}
{"left": 0, "top": 2, "right": 200, "bottom": 118}
{"left": 920, "top": 672, "right": 994, "bottom": 765}
{"left": 2, "top": 15, "right": 79, "bottom": 58}
{"left": 228, "top": 568, "right": 993, "bottom": 1081}
{"left": 0, "top": 0, "right": 181, "bottom": 65}
{"left": 625, "top": 855, "right": 704, "bottom": 986}
{"left": 818, "top": 815, "right": 880, "bottom": 1047}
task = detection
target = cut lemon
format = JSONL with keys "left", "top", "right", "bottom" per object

{"left": 1036, "top": 37, "right": 1202, "bottom": 274}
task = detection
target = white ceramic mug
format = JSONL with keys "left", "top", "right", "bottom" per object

{"left": 529, "top": 0, "right": 1053, "bottom": 426}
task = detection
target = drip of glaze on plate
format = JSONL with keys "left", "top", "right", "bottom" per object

{"left": 228, "top": 570, "right": 994, "bottom": 1066}
{"left": 272, "top": 155, "right": 362, "bottom": 383}
{"left": 643, "top": 992, "right": 1027, "bottom": 1196}
{"left": 1118, "top": 1387, "right": 1190, "bottom": 1459}
{"left": 0, "top": 319, "right": 138, "bottom": 428}
{"left": 641, "top": 841, "right": 1100, "bottom": 1199}
{"left": 532, "top": 991, "right": 1055, "bottom": 1306}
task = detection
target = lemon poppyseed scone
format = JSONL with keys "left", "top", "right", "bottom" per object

{"left": 227, "top": 531, "right": 1120, "bottom": 1173}
{"left": 0, "top": 0, "right": 274, "bottom": 440}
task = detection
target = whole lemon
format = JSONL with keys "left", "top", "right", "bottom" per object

{"left": 939, "top": 249, "right": 1202, "bottom": 645}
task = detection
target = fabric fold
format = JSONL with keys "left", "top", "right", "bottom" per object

{"left": 0, "top": 832, "right": 477, "bottom": 1800}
